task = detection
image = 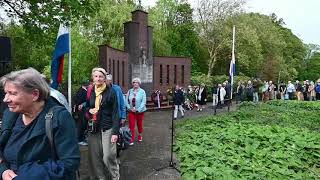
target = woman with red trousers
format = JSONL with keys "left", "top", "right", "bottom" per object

{"left": 126, "top": 78, "right": 146, "bottom": 145}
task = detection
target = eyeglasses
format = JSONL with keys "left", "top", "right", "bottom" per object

{"left": 133, "top": 82, "right": 138, "bottom": 84}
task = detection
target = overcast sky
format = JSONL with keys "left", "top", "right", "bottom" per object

{"left": 142, "top": 0, "right": 320, "bottom": 45}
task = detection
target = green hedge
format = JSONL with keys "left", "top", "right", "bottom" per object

{"left": 175, "top": 101, "right": 320, "bottom": 179}
{"left": 191, "top": 73, "right": 251, "bottom": 88}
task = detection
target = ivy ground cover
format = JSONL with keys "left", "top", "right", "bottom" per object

{"left": 175, "top": 101, "right": 320, "bottom": 179}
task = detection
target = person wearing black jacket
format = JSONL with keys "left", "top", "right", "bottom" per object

{"left": 74, "top": 80, "right": 90, "bottom": 145}
{"left": 295, "top": 80, "right": 303, "bottom": 101}
{"left": 196, "top": 83, "right": 207, "bottom": 111}
{"left": 173, "top": 85, "right": 185, "bottom": 120}
{"left": 86, "top": 67, "right": 120, "bottom": 180}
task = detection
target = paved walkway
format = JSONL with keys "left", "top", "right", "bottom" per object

{"left": 79, "top": 104, "right": 237, "bottom": 180}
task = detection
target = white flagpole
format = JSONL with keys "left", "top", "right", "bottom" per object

{"left": 232, "top": 26, "right": 235, "bottom": 62}
{"left": 68, "top": 23, "right": 72, "bottom": 110}
{"left": 230, "top": 25, "right": 236, "bottom": 100}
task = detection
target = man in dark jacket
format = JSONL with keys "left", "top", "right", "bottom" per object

{"left": 173, "top": 85, "right": 185, "bottom": 120}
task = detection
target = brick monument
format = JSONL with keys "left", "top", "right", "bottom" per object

{"left": 99, "top": 9, "right": 191, "bottom": 96}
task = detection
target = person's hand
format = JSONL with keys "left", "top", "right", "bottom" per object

{"left": 120, "top": 119, "right": 126, "bottom": 126}
{"left": 2, "top": 169, "right": 17, "bottom": 180}
{"left": 78, "top": 104, "right": 83, "bottom": 111}
{"left": 89, "top": 108, "right": 96, "bottom": 114}
{"left": 131, "top": 108, "right": 136, "bottom": 112}
{"left": 111, "top": 135, "right": 118, "bottom": 144}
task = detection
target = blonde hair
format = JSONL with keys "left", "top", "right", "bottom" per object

{"left": 0, "top": 68, "right": 50, "bottom": 101}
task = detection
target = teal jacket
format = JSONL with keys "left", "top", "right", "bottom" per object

{"left": 0, "top": 97, "right": 80, "bottom": 180}
{"left": 126, "top": 88, "right": 147, "bottom": 113}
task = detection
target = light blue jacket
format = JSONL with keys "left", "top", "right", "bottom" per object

{"left": 112, "top": 84, "right": 126, "bottom": 119}
{"left": 126, "top": 88, "right": 147, "bottom": 113}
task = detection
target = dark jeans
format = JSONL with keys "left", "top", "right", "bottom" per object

{"left": 236, "top": 94, "right": 243, "bottom": 104}
{"left": 288, "top": 92, "right": 294, "bottom": 100}
{"left": 316, "top": 93, "right": 320, "bottom": 100}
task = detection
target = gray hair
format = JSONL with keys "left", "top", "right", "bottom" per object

{"left": 132, "top": 77, "right": 141, "bottom": 84}
{"left": 106, "top": 74, "right": 113, "bottom": 81}
{"left": 0, "top": 68, "right": 50, "bottom": 101}
{"left": 91, "top": 67, "right": 107, "bottom": 79}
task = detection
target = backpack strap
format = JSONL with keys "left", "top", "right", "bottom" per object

{"left": 44, "top": 107, "right": 81, "bottom": 179}
{"left": 45, "top": 107, "right": 57, "bottom": 161}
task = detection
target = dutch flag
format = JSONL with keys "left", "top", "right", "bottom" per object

{"left": 51, "top": 24, "right": 70, "bottom": 90}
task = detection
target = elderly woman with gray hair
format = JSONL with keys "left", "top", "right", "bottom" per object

{"left": 0, "top": 68, "right": 79, "bottom": 180}
{"left": 126, "top": 77, "right": 146, "bottom": 145}
{"left": 85, "top": 67, "right": 120, "bottom": 180}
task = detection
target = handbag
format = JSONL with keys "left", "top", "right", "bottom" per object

{"left": 117, "top": 124, "right": 132, "bottom": 151}
{"left": 116, "top": 121, "right": 132, "bottom": 158}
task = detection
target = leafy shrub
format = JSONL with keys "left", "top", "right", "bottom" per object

{"left": 175, "top": 101, "right": 320, "bottom": 179}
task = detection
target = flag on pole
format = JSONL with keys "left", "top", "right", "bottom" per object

{"left": 51, "top": 24, "right": 70, "bottom": 89}
{"left": 229, "top": 52, "right": 236, "bottom": 87}
{"left": 229, "top": 26, "right": 236, "bottom": 99}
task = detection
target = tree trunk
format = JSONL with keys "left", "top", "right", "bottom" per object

{"left": 207, "top": 49, "right": 217, "bottom": 78}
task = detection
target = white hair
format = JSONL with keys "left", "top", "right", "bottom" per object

{"left": 132, "top": 77, "right": 141, "bottom": 84}
{"left": 91, "top": 67, "right": 107, "bottom": 78}
{"left": 106, "top": 74, "right": 112, "bottom": 81}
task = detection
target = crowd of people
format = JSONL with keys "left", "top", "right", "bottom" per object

{"left": 1, "top": 66, "right": 319, "bottom": 180}
{"left": 235, "top": 79, "right": 320, "bottom": 103}
{"left": 72, "top": 68, "right": 147, "bottom": 180}
{"left": 150, "top": 78, "right": 320, "bottom": 118}
{"left": 0, "top": 67, "right": 147, "bottom": 180}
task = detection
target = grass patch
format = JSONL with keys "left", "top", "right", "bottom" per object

{"left": 175, "top": 101, "right": 320, "bottom": 179}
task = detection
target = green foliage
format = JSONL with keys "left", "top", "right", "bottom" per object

{"left": 176, "top": 101, "right": 320, "bottom": 179}
{"left": 191, "top": 73, "right": 251, "bottom": 87}
{"left": 0, "top": 0, "right": 315, "bottom": 93}
{"left": 149, "top": 0, "right": 206, "bottom": 74}
{"left": 213, "top": 13, "right": 306, "bottom": 81}
{"left": 1, "top": 23, "right": 53, "bottom": 72}
{"left": 299, "top": 52, "right": 320, "bottom": 81}
{"left": 0, "top": 0, "right": 98, "bottom": 34}
{"left": 84, "top": 0, "right": 135, "bottom": 48}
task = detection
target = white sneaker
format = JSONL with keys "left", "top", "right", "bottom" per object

{"left": 129, "top": 142, "right": 134, "bottom": 146}
{"left": 78, "top": 141, "right": 88, "bottom": 146}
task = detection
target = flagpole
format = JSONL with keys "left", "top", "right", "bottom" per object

{"left": 68, "top": 22, "right": 72, "bottom": 110}
{"left": 230, "top": 25, "right": 236, "bottom": 100}
{"left": 232, "top": 26, "right": 235, "bottom": 62}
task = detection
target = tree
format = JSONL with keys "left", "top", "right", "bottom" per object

{"left": 0, "top": 0, "right": 98, "bottom": 32}
{"left": 83, "top": 0, "right": 136, "bottom": 49}
{"left": 149, "top": 0, "right": 208, "bottom": 74}
{"left": 195, "top": 0, "right": 246, "bottom": 77}
{"left": 298, "top": 52, "right": 320, "bottom": 81}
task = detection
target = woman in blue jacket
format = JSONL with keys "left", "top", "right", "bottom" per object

{"left": 0, "top": 68, "right": 79, "bottom": 180}
{"left": 126, "top": 78, "right": 146, "bottom": 145}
